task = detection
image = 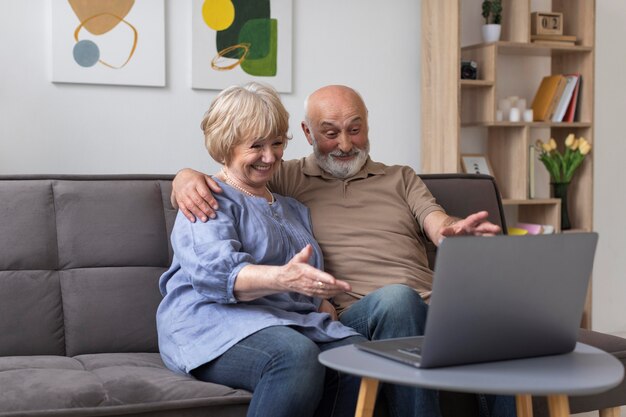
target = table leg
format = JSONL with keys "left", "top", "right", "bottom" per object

{"left": 354, "top": 377, "right": 380, "bottom": 417}
{"left": 599, "top": 407, "right": 621, "bottom": 417}
{"left": 516, "top": 394, "right": 534, "bottom": 417}
{"left": 547, "top": 395, "right": 570, "bottom": 417}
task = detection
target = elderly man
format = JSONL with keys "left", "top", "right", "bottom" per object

{"left": 172, "top": 85, "right": 511, "bottom": 417}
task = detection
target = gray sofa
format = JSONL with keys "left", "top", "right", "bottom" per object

{"left": 0, "top": 175, "right": 251, "bottom": 417}
{"left": 0, "top": 174, "right": 624, "bottom": 417}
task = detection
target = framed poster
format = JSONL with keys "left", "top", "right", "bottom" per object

{"left": 51, "top": 0, "right": 165, "bottom": 87}
{"left": 191, "top": 0, "right": 293, "bottom": 92}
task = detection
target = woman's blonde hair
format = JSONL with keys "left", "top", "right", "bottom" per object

{"left": 200, "top": 82, "right": 291, "bottom": 164}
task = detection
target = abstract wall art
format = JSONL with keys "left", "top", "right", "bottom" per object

{"left": 51, "top": 0, "right": 165, "bottom": 87}
{"left": 192, "top": 0, "right": 293, "bottom": 92}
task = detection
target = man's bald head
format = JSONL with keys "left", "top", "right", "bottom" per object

{"left": 304, "top": 85, "right": 368, "bottom": 125}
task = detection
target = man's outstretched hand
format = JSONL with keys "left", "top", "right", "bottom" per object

{"left": 171, "top": 168, "right": 222, "bottom": 222}
{"left": 439, "top": 210, "right": 502, "bottom": 239}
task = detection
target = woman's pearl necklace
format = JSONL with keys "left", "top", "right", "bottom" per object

{"left": 222, "top": 168, "right": 275, "bottom": 204}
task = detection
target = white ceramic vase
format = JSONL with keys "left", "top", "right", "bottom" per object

{"left": 482, "top": 24, "right": 501, "bottom": 43}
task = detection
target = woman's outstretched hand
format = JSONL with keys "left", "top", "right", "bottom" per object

{"left": 277, "top": 245, "right": 351, "bottom": 298}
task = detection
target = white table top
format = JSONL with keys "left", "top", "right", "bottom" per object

{"left": 319, "top": 342, "right": 624, "bottom": 396}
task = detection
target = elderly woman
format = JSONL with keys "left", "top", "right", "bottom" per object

{"left": 157, "top": 82, "right": 364, "bottom": 417}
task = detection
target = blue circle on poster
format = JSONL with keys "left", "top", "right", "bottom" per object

{"left": 73, "top": 40, "right": 100, "bottom": 67}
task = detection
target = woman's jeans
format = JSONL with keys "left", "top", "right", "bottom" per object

{"left": 339, "top": 284, "right": 516, "bottom": 417}
{"left": 192, "top": 326, "right": 365, "bottom": 417}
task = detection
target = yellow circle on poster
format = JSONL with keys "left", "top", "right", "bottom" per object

{"left": 202, "top": 0, "right": 235, "bottom": 31}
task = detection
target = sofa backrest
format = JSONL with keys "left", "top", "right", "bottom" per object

{"left": 419, "top": 174, "right": 507, "bottom": 269}
{"left": 0, "top": 173, "right": 505, "bottom": 358}
{"left": 0, "top": 175, "right": 176, "bottom": 357}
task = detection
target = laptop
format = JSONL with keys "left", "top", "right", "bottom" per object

{"left": 355, "top": 232, "right": 598, "bottom": 368}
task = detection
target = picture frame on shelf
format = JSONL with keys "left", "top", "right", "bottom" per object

{"left": 461, "top": 154, "right": 495, "bottom": 178}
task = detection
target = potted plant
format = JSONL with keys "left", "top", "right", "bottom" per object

{"left": 481, "top": 0, "right": 502, "bottom": 43}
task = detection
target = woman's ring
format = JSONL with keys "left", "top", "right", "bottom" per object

{"left": 316, "top": 281, "right": 325, "bottom": 289}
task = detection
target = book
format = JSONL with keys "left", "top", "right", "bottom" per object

{"left": 531, "top": 75, "right": 567, "bottom": 121}
{"left": 552, "top": 74, "right": 579, "bottom": 122}
{"left": 528, "top": 145, "right": 536, "bottom": 198}
{"left": 563, "top": 75, "right": 582, "bottom": 122}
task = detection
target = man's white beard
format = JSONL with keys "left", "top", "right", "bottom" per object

{"left": 312, "top": 136, "right": 370, "bottom": 179}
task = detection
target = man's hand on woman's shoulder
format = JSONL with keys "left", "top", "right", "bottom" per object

{"left": 172, "top": 168, "right": 222, "bottom": 222}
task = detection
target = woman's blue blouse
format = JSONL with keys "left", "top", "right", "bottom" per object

{"left": 157, "top": 179, "right": 357, "bottom": 374}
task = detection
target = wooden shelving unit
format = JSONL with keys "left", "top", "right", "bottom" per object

{"left": 421, "top": 0, "right": 595, "bottom": 327}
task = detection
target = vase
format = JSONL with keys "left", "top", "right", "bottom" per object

{"left": 551, "top": 182, "right": 571, "bottom": 231}
{"left": 482, "top": 24, "right": 501, "bottom": 43}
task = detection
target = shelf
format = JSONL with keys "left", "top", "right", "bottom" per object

{"left": 563, "top": 228, "right": 592, "bottom": 234}
{"left": 462, "top": 122, "right": 592, "bottom": 128}
{"left": 422, "top": 0, "right": 595, "bottom": 330}
{"left": 462, "top": 41, "right": 593, "bottom": 57}
{"left": 460, "top": 79, "right": 494, "bottom": 88}
{"left": 503, "top": 198, "right": 560, "bottom": 206}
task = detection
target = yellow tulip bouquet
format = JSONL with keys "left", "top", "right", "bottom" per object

{"left": 535, "top": 133, "right": 592, "bottom": 183}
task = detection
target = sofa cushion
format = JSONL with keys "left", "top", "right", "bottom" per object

{"left": 0, "top": 356, "right": 107, "bottom": 412}
{"left": 61, "top": 267, "right": 164, "bottom": 356}
{"left": 54, "top": 180, "right": 170, "bottom": 270}
{"left": 0, "top": 271, "right": 65, "bottom": 356}
{"left": 0, "top": 353, "right": 251, "bottom": 416}
{"left": 0, "top": 181, "right": 58, "bottom": 270}
{"left": 75, "top": 353, "right": 251, "bottom": 405}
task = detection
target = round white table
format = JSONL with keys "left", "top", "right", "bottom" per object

{"left": 319, "top": 342, "right": 624, "bottom": 417}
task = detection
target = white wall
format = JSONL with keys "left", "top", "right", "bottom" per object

{"left": 593, "top": 1, "right": 626, "bottom": 333}
{"left": 1, "top": 0, "right": 625, "bottom": 333}
{"left": 0, "top": 0, "right": 420, "bottom": 175}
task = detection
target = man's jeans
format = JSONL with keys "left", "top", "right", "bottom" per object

{"left": 339, "top": 284, "right": 516, "bottom": 417}
{"left": 192, "top": 326, "right": 365, "bottom": 417}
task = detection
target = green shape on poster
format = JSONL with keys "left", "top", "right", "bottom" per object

{"left": 239, "top": 18, "right": 271, "bottom": 60}
{"left": 240, "top": 18, "right": 277, "bottom": 76}
{"left": 216, "top": 0, "right": 270, "bottom": 59}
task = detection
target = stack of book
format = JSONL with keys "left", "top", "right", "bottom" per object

{"left": 531, "top": 34, "right": 577, "bottom": 46}
{"left": 530, "top": 73, "right": 581, "bottom": 122}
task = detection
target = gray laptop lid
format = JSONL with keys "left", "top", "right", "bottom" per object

{"left": 418, "top": 232, "right": 598, "bottom": 368}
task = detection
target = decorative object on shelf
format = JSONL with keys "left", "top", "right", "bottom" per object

{"left": 461, "top": 60, "right": 478, "bottom": 80}
{"left": 515, "top": 222, "right": 555, "bottom": 235}
{"left": 461, "top": 154, "right": 494, "bottom": 178}
{"left": 552, "top": 181, "right": 572, "bottom": 230}
{"left": 481, "top": 0, "right": 502, "bottom": 43}
{"left": 509, "top": 107, "right": 520, "bottom": 122}
{"left": 523, "top": 109, "right": 534, "bottom": 122}
{"left": 498, "top": 96, "right": 528, "bottom": 122}
{"left": 530, "top": 12, "right": 578, "bottom": 46}
{"left": 531, "top": 12, "right": 563, "bottom": 36}
{"left": 535, "top": 134, "right": 592, "bottom": 230}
